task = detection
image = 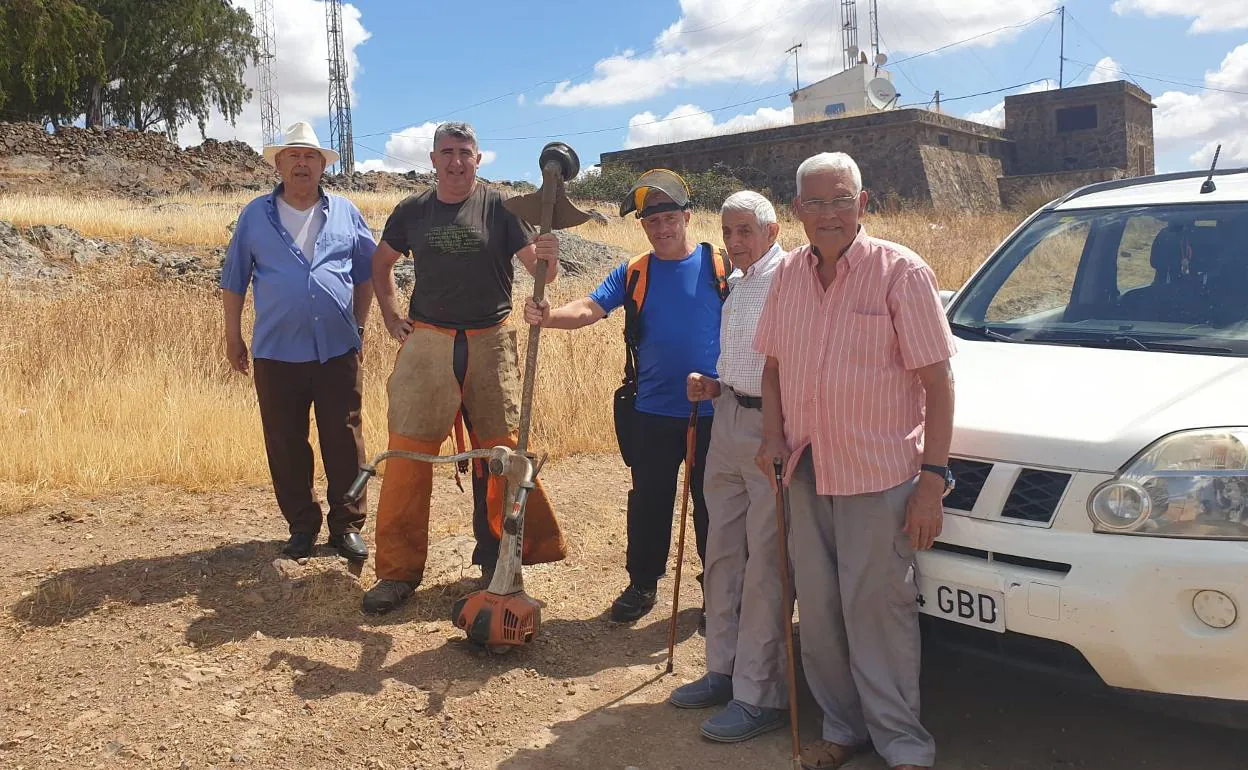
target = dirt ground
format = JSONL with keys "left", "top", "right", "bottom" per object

{"left": 1, "top": 454, "right": 1244, "bottom": 770}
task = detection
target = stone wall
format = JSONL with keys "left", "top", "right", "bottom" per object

{"left": 600, "top": 109, "right": 1010, "bottom": 209}
{"left": 996, "top": 168, "right": 1126, "bottom": 209}
{"left": 1002, "top": 81, "right": 1155, "bottom": 176}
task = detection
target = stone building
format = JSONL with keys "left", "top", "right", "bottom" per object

{"left": 598, "top": 80, "right": 1155, "bottom": 210}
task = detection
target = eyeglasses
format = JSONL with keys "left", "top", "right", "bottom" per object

{"left": 798, "top": 195, "right": 859, "bottom": 214}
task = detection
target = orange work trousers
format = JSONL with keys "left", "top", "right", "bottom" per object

{"left": 373, "top": 319, "right": 565, "bottom": 584}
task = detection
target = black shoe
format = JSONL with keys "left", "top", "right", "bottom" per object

{"left": 328, "top": 532, "right": 368, "bottom": 561}
{"left": 610, "top": 584, "right": 657, "bottom": 622}
{"left": 361, "top": 579, "right": 417, "bottom": 615}
{"left": 282, "top": 532, "right": 316, "bottom": 560}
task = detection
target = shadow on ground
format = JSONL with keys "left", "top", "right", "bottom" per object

{"left": 8, "top": 536, "right": 701, "bottom": 715}
{"left": 493, "top": 641, "right": 1248, "bottom": 770}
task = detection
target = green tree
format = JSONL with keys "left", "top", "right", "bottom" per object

{"left": 0, "top": 0, "right": 107, "bottom": 125}
{"left": 84, "top": 0, "right": 258, "bottom": 140}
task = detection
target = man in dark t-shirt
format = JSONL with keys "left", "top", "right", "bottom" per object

{"left": 361, "top": 122, "right": 567, "bottom": 615}
{"left": 382, "top": 181, "right": 534, "bottom": 329}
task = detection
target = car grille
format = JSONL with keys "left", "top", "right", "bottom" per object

{"left": 945, "top": 459, "right": 1072, "bottom": 526}
{"left": 1002, "top": 469, "right": 1072, "bottom": 523}
{"left": 947, "top": 458, "right": 993, "bottom": 512}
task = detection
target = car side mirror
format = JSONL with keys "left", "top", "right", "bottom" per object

{"left": 939, "top": 289, "right": 955, "bottom": 308}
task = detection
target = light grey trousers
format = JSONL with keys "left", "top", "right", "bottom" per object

{"left": 702, "top": 391, "right": 791, "bottom": 710}
{"left": 787, "top": 447, "right": 935, "bottom": 768}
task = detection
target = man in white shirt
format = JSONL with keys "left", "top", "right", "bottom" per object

{"left": 669, "top": 191, "right": 790, "bottom": 744}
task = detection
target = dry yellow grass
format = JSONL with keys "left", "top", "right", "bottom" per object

{"left": 0, "top": 190, "right": 1024, "bottom": 513}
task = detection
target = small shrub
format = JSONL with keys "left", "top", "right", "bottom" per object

{"left": 568, "top": 163, "right": 756, "bottom": 211}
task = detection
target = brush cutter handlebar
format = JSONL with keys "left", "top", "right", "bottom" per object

{"left": 344, "top": 446, "right": 546, "bottom": 505}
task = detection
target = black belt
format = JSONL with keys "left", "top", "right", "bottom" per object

{"left": 730, "top": 388, "right": 762, "bottom": 410}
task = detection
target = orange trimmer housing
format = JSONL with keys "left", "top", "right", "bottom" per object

{"left": 452, "top": 590, "right": 541, "bottom": 648}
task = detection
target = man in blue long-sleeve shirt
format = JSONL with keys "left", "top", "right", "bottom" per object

{"left": 220, "top": 121, "right": 377, "bottom": 563}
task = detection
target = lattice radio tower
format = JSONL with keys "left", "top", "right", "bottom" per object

{"left": 254, "top": 0, "right": 281, "bottom": 147}
{"left": 840, "top": 0, "right": 859, "bottom": 71}
{"left": 326, "top": 0, "right": 355, "bottom": 174}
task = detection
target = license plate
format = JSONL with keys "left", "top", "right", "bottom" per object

{"left": 917, "top": 577, "right": 1005, "bottom": 633}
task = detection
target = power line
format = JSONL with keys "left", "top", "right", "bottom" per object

{"left": 898, "top": 78, "right": 1052, "bottom": 108}
{"left": 1064, "top": 57, "right": 1248, "bottom": 96}
{"left": 888, "top": 9, "right": 1058, "bottom": 67}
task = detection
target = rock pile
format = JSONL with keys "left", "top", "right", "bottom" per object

{"left": 0, "top": 121, "right": 540, "bottom": 200}
{"left": 0, "top": 122, "right": 276, "bottom": 198}
{"left": 0, "top": 220, "right": 221, "bottom": 286}
{"left": 0, "top": 217, "right": 625, "bottom": 291}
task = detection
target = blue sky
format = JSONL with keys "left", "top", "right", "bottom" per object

{"left": 188, "top": 1, "right": 1248, "bottom": 183}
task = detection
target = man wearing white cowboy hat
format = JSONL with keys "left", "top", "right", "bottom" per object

{"left": 220, "top": 120, "right": 378, "bottom": 566}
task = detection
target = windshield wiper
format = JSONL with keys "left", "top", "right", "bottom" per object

{"left": 1035, "top": 333, "right": 1233, "bottom": 354}
{"left": 949, "top": 322, "right": 1016, "bottom": 342}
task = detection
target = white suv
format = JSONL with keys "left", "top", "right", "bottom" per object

{"left": 924, "top": 166, "right": 1248, "bottom": 725}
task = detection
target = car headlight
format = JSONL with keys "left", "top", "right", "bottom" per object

{"left": 1088, "top": 429, "right": 1248, "bottom": 540}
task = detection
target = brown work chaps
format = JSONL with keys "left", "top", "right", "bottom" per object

{"left": 373, "top": 319, "right": 566, "bottom": 584}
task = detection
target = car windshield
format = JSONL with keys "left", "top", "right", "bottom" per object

{"left": 948, "top": 201, "right": 1248, "bottom": 356}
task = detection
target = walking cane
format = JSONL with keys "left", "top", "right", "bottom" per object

{"left": 774, "top": 458, "right": 802, "bottom": 769}
{"left": 666, "top": 401, "right": 699, "bottom": 674}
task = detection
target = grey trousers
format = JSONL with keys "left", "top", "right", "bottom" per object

{"left": 788, "top": 447, "right": 935, "bottom": 768}
{"left": 702, "top": 391, "right": 790, "bottom": 710}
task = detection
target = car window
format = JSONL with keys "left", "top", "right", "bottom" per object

{"left": 985, "top": 219, "right": 1090, "bottom": 323}
{"left": 950, "top": 202, "right": 1248, "bottom": 355}
{"left": 1117, "top": 215, "right": 1167, "bottom": 294}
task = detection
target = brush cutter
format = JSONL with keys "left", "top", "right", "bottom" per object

{"left": 344, "top": 141, "right": 589, "bottom": 655}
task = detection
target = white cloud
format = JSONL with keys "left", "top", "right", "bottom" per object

{"left": 1152, "top": 44, "right": 1248, "bottom": 166}
{"left": 1084, "top": 56, "right": 1125, "bottom": 85}
{"left": 541, "top": 0, "right": 1056, "bottom": 108}
{"left": 517, "top": 94, "right": 526, "bottom": 107}
{"left": 356, "top": 122, "right": 497, "bottom": 173}
{"left": 624, "top": 104, "right": 793, "bottom": 149}
{"left": 1112, "top": 0, "right": 1248, "bottom": 33}
{"left": 176, "top": 0, "right": 370, "bottom": 156}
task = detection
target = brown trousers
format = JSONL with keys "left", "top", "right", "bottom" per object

{"left": 373, "top": 319, "right": 566, "bottom": 584}
{"left": 252, "top": 351, "right": 366, "bottom": 537}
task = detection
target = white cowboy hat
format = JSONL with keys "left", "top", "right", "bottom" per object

{"left": 262, "top": 121, "right": 339, "bottom": 167}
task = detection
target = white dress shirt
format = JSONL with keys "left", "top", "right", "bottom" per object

{"left": 716, "top": 241, "right": 784, "bottom": 397}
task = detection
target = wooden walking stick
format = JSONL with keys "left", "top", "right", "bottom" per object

{"left": 666, "top": 402, "right": 699, "bottom": 674}
{"left": 774, "top": 458, "right": 802, "bottom": 769}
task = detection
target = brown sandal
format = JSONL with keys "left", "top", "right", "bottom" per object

{"left": 800, "top": 739, "right": 870, "bottom": 769}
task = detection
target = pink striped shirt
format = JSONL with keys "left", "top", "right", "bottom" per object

{"left": 753, "top": 226, "right": 957, "bottom": 496}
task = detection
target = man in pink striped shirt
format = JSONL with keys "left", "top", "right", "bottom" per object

{"left": 752, "top": 151, "right": 956, "bottom": 770}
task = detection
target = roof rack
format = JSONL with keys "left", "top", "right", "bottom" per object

{"left": 1050, "top": 166, "right": 1248, "bottom": 209}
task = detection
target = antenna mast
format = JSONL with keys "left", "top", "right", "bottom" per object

{"left": 326, "top": 0, "right": 355, "bottom": 174}
{"left": 254, "top": 0, "right": 281, "bottom": 147}
{"left": 868, "top": 0, "right": 880, "bottom": 63}
{"left": 840, "top": 0, "right": 859, "bottom": 71}
{"left": 787, "top": 43, "right": 803, "bottom": 92}
{"left": 1058, "top": 5, "right": 1066, "bottom": 88}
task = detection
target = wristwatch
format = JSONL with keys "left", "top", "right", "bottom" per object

{"left": 921, "top": 464, "right": 956, "bottom": 498}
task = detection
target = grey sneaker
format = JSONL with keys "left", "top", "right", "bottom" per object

{"left": 700, "top": 699, "right": 786, "bottom": 743}
{"left": 361, "top": 579, "right": 416, "bottom": 615}
{"left": 668, "top": 671, "right": 732, "bottom": 709}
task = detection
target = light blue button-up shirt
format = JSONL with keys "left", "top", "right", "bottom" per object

{"left": 220, "top": 184, "right": 377, "bottom": 364}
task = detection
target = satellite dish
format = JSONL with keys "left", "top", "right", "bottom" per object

{"left": 866, "top": 77, "right": 898, "bottom": 110}
{"left": 875, "top": 52, "right": 888, "bottom": 66}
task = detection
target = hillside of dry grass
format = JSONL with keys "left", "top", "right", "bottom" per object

{"left": 0, "top": 192, "right": 1025, "bottom": 512}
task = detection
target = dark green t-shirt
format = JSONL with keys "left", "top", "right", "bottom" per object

{"left": 380, "top": 184, "right": 535, "bottom": 329}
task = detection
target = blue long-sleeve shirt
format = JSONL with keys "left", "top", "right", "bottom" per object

{"left": 220, "top": 184, "right": 377, "bottom": 364}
